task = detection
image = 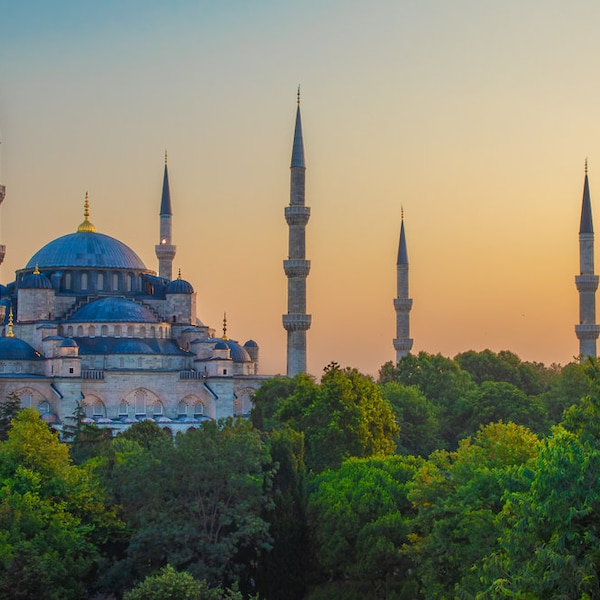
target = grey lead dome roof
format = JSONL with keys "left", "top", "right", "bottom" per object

{"left": 25, "top": 231, "right": 147, "bottom": 270}
{"left": 67, "top": 297, "right": 159, "bottom": 323}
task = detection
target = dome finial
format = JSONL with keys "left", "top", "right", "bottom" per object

{"left": 77, "top": 192, "right": 96, "bottom": 233}
{"left": 33, "top": 262, "right": 40, "bottom": 275}
{"left": 165, "top": 149, "right": 168, "bottom": 165}
{"left": 177, "top": 268, "right": 182, "bottom": 280}
{"left": 401, "top": 205, "right": 404, "bottom": 221}
{"left": 222, "top": 312, "right": 229, "bottom": 340}
{"left": 297, "top": 84, "right": 301, "bottom": 106}
{"left": 585, "top": 157, "right": 589, "bottom": 175}
{"left": 7, "top": 306, "right": 14, "bottom": 338}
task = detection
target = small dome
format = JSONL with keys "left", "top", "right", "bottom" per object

{"left": 0, "top": 337, "right": 43, "bottom": 361}
{"left": 166, "top": 278, "right": 194, "bottom": 294}
{"left": 211, "top": 338, "right": 251, "bottom": 362}
{"left": 244, "top": 339, "right": 258, "bottom": 348}
{"left": 68, "top": 297, "right": 158, "bottom": 323}
{"left": 20, "top": 272, "right": 53, "bottom": 290}
{"left": 60, "top": 338, "right": 78, "bottom": 348}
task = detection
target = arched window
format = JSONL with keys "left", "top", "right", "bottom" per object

{"left": 66, "top": 326, "right": 73, "bottom": 337}
{"left": 97, "top": 272, "right": 104, "bottom": 291}
{"left": 93, "top": 400, "right": 105, "bottom": 417}
{"left": 88, "top": 325, "right": 96, "bottom": 337}
{"left": 118, "top": 401, "right": 128, "bottom": 416}
{"left": 139, "top": 326, "right": 146, "bottom": 338}
{"left": 101, "top": 325, "right": 108, "bottom": 337}
{"left": 134, "top": 390, "right": 145, "bottom": 415}
{"left": 20, "top": 392, "right": 32, "bottom": 408}
{"left": 194, "top": 403, "right": 204, "bottom": 417}
{"left": 77, "top": 325, "right": 84, "bottom": 337}
{"left": 177, "top": 401, "right": 188, "bottom": 416}
{"left": 151, "top": 402, "right": 163, "bottom": 417}
{"left": 114, "top": 325, "right": 121, "bottom": 337}
{"left": 127, "top": 325, "right": 134, "bottom": 337}
{"left": 150, "top": 326, "right": 156, "bottom": 338}
{"left": 119, "top": 357, "right": 125, "bottom": 368}
{"left": 38, "top": 400, "right": 50, "bottom": 414}
{"left": 64, "top": 273, "right": 72, "bottom": 290}
{"left": 137, "top": 357, "right": 143, "bottom": 368}
{"left": 81, "top": 272, "right": 88, "bottom": 290}
{"left": 128, "top": 273, "right": 135, "bottom": 292}
{"left": 112, "top": 273, "right": 119, "bottom": 291}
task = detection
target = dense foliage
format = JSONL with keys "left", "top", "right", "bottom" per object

{"left": 0, "top": 350, "right": 598, "bottom": 599}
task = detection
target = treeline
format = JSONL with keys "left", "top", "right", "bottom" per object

{"left": 0, "top": 350, "right": 597, "bottom": 599}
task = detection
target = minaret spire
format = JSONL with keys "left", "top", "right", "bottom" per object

{"left": 393, "top": 210, "right": 413, "bottom": 361}
{"left": 575, "top": 160, "right": 600, "bottom": 360}
{"left": 155, "top": 152, "right": 176, "bottom": 280}
{"left": 283, "top": 89, "right": 311, "bottom": 376}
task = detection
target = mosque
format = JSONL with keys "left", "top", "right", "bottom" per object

{"left": 0, "top": 151, "right": 268, "bottom": 434}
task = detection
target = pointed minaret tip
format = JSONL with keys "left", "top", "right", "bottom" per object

{"left": 165, "top": 149, "right": 168, "bottom": 165}
{"left": 160, "top": 154, "right": 173, "bottom": 216}
{"left": 397, "top": 216, "right": 408, "bottom": 265}
{"left": 222, "top": 312, "right": 229, "bottom": 340}
{"left": 580, "top": 160, "right": 594, "bottom": 234}
{"left": 291, "top": 88, "right": 305, "bottom": 169}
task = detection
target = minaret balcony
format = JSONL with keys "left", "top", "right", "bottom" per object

{"left": 394, "top": 298, "right": 413, "bottom": 312}
{"left": 575, "top": 324, "right": 600, "bottom": 339}
{"left": 576, "top": 274, "right": 599, "bottom": 292}
{"left": 282, "top": 313, "right": 312, "bottom": 331}
{"left": 155, "top": 243, "right": 177, "bottom": 260}
{"left": 0, "top": 185, "right": 5, "bottom": 205}
{"left": 284, "top": 259, "right": 311, "bottom": 278}
{"left": 285, "top": 205, "right": 311, "bottom": 226}
{"left": 393, "top": 338, "right": 414, "bottom": 352}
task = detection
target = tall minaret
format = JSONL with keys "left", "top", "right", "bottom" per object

{"left": 393, "top": 210, "right": 413, "bottom": 362}
{"left": 154, "top": 151, "right": 176, "bottom": 281}
{"left": 575, "top": 160, "right": 600, "bottom": 360}
{"left": 282, "top": 89, "right": 311, "bottom": 376}
{"left": 0, "top": 128, "right": 6, "bottom": 266}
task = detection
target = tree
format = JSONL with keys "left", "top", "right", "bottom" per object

{"left": 541, "top": 361, "right": 589, "bottom": 424}
{"left": 381, "top": 382, "right": 441, "bottom": 456}
{"left": 253, "top": 365, "right": 398, "bottom": 473}
{"left": 380, "top": 352, "right": 476, "bottom": 447}
{"left": 479, "top": 428, "right": 600, "bottom": 598}
{"left": 0, "top": 409, "right": 121, "bottom": 600}
{"left": 407, "top": 422, "right": 539, "bottom": 598}
{"left": 123, "top": 564, "right": 249, "bottom": 600}
{"left": 0, "top": 392, "right": 21, "bottom": 441}
{"left": 461, "top": 381, "right": 548, "bottom": 436}
{"left": 104, "top": 418, "right": 273, "bottom": 592}
{"left": 307, "top": 455, "right": 423, "bottom": 598}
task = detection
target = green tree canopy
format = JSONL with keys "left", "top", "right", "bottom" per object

{"left": 0, "top": 409, "right": 121, "bottom": 600}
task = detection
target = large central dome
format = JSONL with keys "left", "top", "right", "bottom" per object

{"left": 25, "top": 231, "right": 147, "bottom": 270}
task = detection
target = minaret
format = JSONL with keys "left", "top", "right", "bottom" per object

{"left": 575, "top": 160, "right": 600, "bottom": 360}
{"left": 282, "top": 88, "right": 311, "bottom": 376}
{"left": 0, "top": 129, "right": 7, "bottom": 266}
{"left": 393, "top": 209, "right": 413, "bottom": 362}
{"left": 155, "top": 151, "right": 176, "bottom": 281}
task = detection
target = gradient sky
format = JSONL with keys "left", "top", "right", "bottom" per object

{"left": 0, "top": 1, "right": 599, "bottom": 377}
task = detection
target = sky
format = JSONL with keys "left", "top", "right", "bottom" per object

{"left": 0, "top": 0, "right": 599, "bottom": 377}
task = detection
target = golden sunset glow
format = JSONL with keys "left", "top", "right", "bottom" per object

{"left": 0, "top": 1, "right": 598, "bottom": 376}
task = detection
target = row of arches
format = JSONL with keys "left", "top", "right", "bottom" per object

{"left": 62, "top": 324, "right": 168, "bottom": 339}
{"left": 62, "top": 271, "right": 143, "bottom": 294}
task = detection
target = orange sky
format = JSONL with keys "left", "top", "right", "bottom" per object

{"left": 0, "top": 1, "right": 598, "bottom": 376}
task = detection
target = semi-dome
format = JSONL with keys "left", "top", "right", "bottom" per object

{"left": 0, "top": 337, "right": 42, "bottom": 361}
{"left": 20, "top": 271, "right": 53, "bottom": 290}
{"left": 25, "top": 231, "right": 147, "bottom": 270}
{"left": 67, "top": 297, "right": 159, "bottom": 323}
{"left": 166, "top": 277, "right": 194, "bottom": 294}
{"left": 211, "top": 338, "right": 251, "bottom": 362}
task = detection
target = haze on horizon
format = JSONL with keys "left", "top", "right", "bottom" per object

{"left": 1, "top": 0, "right": 599, "bottom": 377}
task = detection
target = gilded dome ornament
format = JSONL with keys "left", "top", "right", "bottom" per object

{"left": 77, "top": 192, "right": 97, "bottom": 233}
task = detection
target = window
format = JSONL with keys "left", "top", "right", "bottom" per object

{"left": 119, "top": 401, "right": 128, "bottom": 416}
{"left": 223, "top": 368, "right": 228, "bottom": 376}
{"left": 20, "top": 392, "right": 32, "bottom": 408}
{"left": 38, "top": 401, "right": 50, "bottom": 414}
{"left": 81, "top": 272, "right": 88, "bottom": 290}
{"left": 88, "top": 325, "right": 95, "bottom": 337}
{"left": 177, "top": 401, "right": 188, "bottom": 416}
{"left": 101, "top": 325, "right": 108, "bottom": 337}
{"left": 64, "top": 273, "right": 71, "bottom": 290}
{"left": 119, "top": 357, "right": 125, "bottom": 368}
{"left": 69, "top": 367, "right": 74, "bottom": 374}
{"left": 194, "top": 403, "right": 204, "bottom": 417}
{"left": 97, "top": 272, "right": 104, "bottom": 290}
{"left": 93, "top": 401, "right": 105, "bottom": 417}
{"left": 112, "top": 273, "right": 119, "bottom": 291}
{"left": 134, "top": 390, "right": 145, "bottom": 415}
{"left": 77, "top": 326, "right": 84, "bottom": 336}
{"left": 114, "top": 325, "right": 121, "bottom": 337}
